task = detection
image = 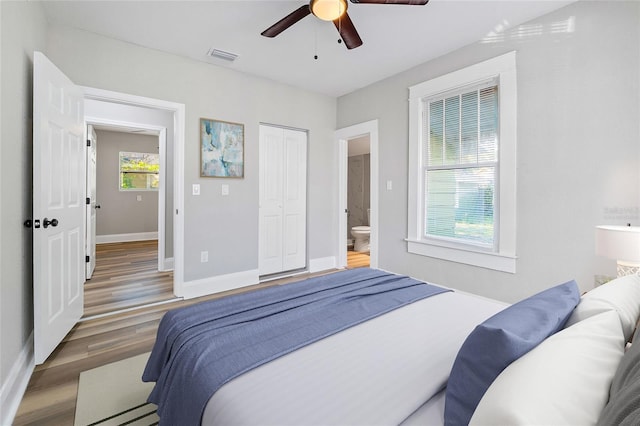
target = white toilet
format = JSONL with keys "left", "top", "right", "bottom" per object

{"left": 351, "top": 209, "right": 371, "bottom": 252}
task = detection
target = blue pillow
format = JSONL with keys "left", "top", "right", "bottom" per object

{"left": 444, "top": 280, "right": 580, "bottom": 426}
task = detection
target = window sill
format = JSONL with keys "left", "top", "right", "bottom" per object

{"left": 406, "top": 238, "right": 516, "bottom": 273}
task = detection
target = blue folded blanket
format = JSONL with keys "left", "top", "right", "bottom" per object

{"left": 143, "top": 268, "right": 449, "bottom": 425}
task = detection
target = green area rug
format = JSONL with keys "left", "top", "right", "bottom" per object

{"left": 75, "top": 353, "right": 158, "bottom": 426}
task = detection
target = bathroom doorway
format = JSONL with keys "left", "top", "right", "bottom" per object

{"left": 346, "top": 136, "right": 370, "bottom": 268}
{"left": 335, "top": 120, "right": 379, "bottom": 270}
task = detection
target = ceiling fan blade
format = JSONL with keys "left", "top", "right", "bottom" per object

{"left": 333, "top": 12, "right": 363, "bottom": 49}
{"left": 350, "top": 0, "right": 428, "bottom": 4}
{"left": 261, "top": 5, "right": 311, "bottom": 38}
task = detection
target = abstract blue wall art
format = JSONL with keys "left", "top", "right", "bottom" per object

{"left": 200, "top": 118, "right": 244, "bottom": 178}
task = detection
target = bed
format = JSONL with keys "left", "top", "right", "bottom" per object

{"left": 143, "top": 268, "right": 640, "bottom": 426}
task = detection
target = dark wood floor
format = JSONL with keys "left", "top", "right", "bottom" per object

{"left": 84, "top": 240, "right": 175, "bottom": 318}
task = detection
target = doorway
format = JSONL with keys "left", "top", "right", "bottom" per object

{"left": 335, "top": 120, "right": 379, "bottom": 269}
{"left": 83, "top": 124, "right": 175, "bottom": 317}
{"left": 346, "top": 135, "right": 371, "bottom": 268}
{"left": 82, "top": 87, "right": 186, "bottom": 316}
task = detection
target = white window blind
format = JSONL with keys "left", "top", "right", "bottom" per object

{"left": 422, "top": 81, "right": 499, "bottom": 249}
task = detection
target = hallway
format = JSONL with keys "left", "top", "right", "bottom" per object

{"left": 84, "top": 240, "right": 175, "bottom": 318}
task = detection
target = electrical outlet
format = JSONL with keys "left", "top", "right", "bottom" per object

{"left": 136, "top": 195, "right": 142, "bottom": 201}
{"left": 200, "top": 251, "right": 208, "bottom": 263}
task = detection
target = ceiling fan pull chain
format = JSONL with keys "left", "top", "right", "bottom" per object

{"left": 314, "top": 20, "right": 319, "bottom": 59}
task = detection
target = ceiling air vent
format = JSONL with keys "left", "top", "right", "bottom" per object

{"left": 206, "top": 48, "right": 238, "bottom": 62}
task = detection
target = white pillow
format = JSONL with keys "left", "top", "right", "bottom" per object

{"left": 469, "top": 310, "right": 625, "bottom": 426}
{"left": 564, "top": 274, "right": 640, "bottom": 340}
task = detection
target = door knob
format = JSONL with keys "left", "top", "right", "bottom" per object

{"left": 43, "top": 218, "right": 58, "bottom": 228}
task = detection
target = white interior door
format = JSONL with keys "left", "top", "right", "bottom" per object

{"left": 33, "top": 51, "right": 85, "bottom": 365}
{"left": 259, "top": 125, "right": 284, "bottom": 275}
{"left": 86, "top": 125, "right": 97, "bottom": 279}
{"left": 259, "top": 125, "right": 307, "bottom": 276}
{"left": 282, "top": 129, "right": 307, "bottom": 271}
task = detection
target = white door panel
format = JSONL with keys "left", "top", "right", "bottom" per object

{"left": 259, "top": 213, "right": 283, "bottom": 275}
{"left": 33, "top": 52, "right": 85, "bottom": 365}
{"left": 282, "top": 129, "right": 306, "bottom": 271}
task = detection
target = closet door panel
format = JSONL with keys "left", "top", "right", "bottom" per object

{"left": 283, "top": 129, "right": 307, "bottom": 271}
{"left": 259, "top": 126, "right": 284, "bottom": 275}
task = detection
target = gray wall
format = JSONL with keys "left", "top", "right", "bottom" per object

{"left": 95, "top": 129, "right": 159, "bottom": 236}
{"left": 0, "top": 0, "right": 48, "bottom": 403}
{"left": 337, "top": 1, "right": 640, "bottom": 302}
{"left": 45, "top": 24, "right": 338, "bottom": 281}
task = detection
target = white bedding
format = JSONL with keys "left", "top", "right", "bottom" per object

{"left": 202, "top": 290, "right": 506, "bottom": 425}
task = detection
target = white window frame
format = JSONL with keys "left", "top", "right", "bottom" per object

{"left": 407, "top": 51, "right": 517, "bottom": 273}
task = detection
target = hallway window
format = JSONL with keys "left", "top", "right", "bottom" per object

{"left": 119, "top": 151, "right": 159, "bottom": 191}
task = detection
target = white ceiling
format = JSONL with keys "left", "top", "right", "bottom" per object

{"left": 41, "top": 0, "right": 577, "bottom": 98}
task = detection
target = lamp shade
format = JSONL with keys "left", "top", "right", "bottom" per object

{"left": 595, "top": 225, "right": 640, "bottom": 264}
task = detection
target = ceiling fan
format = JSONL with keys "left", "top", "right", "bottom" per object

{"left": 261, "top": 0, "right": 429, "bottom": 50}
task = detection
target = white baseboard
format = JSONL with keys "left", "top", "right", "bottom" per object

{"left": 1, "top": 333, "right": 34, "bottom": 425}
{"left": 178, "top": 269, "right": 260, "bottom": 299}
{"left": 309, "top": 256, "right": 337, "bottom": 273}
{"left": 96, "top": 232, "right": 158, "bottom": 244}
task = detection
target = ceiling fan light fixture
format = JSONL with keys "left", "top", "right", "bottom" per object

{"left": 310, "top": 0, "right": 347, "bottom": 21}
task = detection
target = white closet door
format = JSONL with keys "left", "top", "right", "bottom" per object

{"left": 259, "top": 125, "right": 307, "bottom": 276}
{"left": 282, "top": 129, "right": 307, "bottom": 271}
{"left": 259, "top": 125, "right": 285, "bottom": 275}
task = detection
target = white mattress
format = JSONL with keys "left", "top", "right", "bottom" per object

{"left": 202, "top": 290, "right": 506, "bottom": 425}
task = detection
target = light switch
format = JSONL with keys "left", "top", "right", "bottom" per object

{"left": 221, "top": 184, "right": 229, "bottom": 196}
{"left": 192, "top": 184, "right": 200, "bottom": 196}
{"left": 386, "top": 180, "right": 393, "bottom": 191}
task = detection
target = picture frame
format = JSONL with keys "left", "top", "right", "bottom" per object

{"left": 200, "top": 118, "right": 244, "bottom": 178}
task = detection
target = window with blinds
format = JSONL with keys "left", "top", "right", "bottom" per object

{"left": 422, "top": 80, "right": 499, "bottom": 249}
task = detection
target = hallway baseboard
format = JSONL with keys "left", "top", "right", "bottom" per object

{"left": 96, "top": 232, "right": 158, "bottom": 244}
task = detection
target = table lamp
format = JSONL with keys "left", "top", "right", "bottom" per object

{"left": 596, "top": 225, "right": 640, "bottom": 276}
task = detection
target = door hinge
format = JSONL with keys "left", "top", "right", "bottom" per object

{"left": 86, "top": 197, "right": 90, "bottom": 205}
{"left": 87, "top": 139, "right": 91, "bottom": 147}
{"left": 85, "top": 255, "right": 90, "bottom": 263}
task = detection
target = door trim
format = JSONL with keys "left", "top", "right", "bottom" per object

{"left": 81, "top": 86, "right": 186, "bottom": 295}
{"left": 335, "top": 120, "right": 379, "bottom": 269}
